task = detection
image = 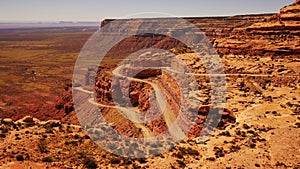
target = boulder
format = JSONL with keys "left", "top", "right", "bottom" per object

{"left": 2, "top": 118, "right": 13, "bottom": 125}
{"left": 22, "top": 116, "right": 34, "bottom": 123}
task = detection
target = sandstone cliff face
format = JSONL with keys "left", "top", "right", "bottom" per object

{"left": 221, "top": 0, "right": 300, "bottom": 57}
{"left": 247, "top": 0, "right": 300, "bottom": 33}
{"left": 54, "top": 84, "right": 79, "bottom": 124}
{"left": 280, "top": 0, "right": 300, "bottom": 21}
{"left": 160, "top": 70, "right": 236, "bottom": 138}
{"left": 99, "top": 1, "right": 299, "bottom": 58}
{"left": 100, "top": 15, "right": 268, "bottom": 59}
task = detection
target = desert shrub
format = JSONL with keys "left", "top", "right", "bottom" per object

{"left": 101, "top": 154, "right": 106, "bottom": 158}
{"left": 84, "top": 135, "right": 90, "bottom": 140}
{"left": 16, "top": 155, "right": 24, "bottom": 161}
{"left": 12, "top": 124, "right": 19, "bottom": 130}
{"left": 219, "top": 131, "right": 231, "bottom": 137}
{"left": 249, "top": 142, "right": 256, "bottom": 148}
{"left": 78, "top": 151, "right": 87, "bottom": 159}
{"left": 207, "top": 157, "right": 216, "bottom": 161}
{"left": 0, "top": 133, "right": 6, "bottom": 138}
{"left": 137, "top": 158, "right": 147, "bottom": 164}
{"left": 25, "top": 122, "right": 35, "bottom": 128}
{"left": 1, "top": 128, "right": 9, "bottom": 134}
{"left": 74, "top": 134, "right": 80, "bottom": 139}
{"left": 25, "top": 154, "right": 30, "bottom": 160}
{"left": 15, "top": 136, "right": 22, "bottom": 140}
{"left": 45, "top": 127, "right": 54, "bottom": 134}
{"left": 230, "top": 145, "right": 241, "bottom": 153}
{"left": 187, "top": 148, "right": 200, "bottom": 156}
{"left": 214, "top": 147, "right": 225, "bottom": 158}
{"left": 243, "top": 124, "right": 250, "bottom": 129}
{"left": 133, "top": 164, "right": 141, "bottom": 169}
{"left": 42, "top": 157, "right": 53, "bottom": 162}
{"left": 66, "top": 127, "right": 73, "bottom": 133}
{"left": 275, "top": 162, "right": 287, "bottom": 167}
{"left": 239, "top": 81, "right": 245, "bottom": 88}
{"left": 38, "top": 139, "right": 48, "bottom": 153}
{"left": 110, "top": 157, "right": 121, "bottom": 164}
{"left": 123, "top": 158, "right": 132, "bottom": 165}
{"left": 83, "top": 157, "right": 98, "bottom": 169}
{"left": 178, "top": 147, "right": 188, "bottom": 155}
{"left": 177, "top": 160, "right": 186, "bottom": 167}
{"left": 64, "top": 140, "right": 78, "bottom": 146}
{"left": 173, "top": 152, "right": 183, "bottom": 159}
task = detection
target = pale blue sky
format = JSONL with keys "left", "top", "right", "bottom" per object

{"left": 0, "top": 0, "right": 294, "bottom": 22}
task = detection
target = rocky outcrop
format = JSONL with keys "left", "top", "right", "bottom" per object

{"left": 188, "top": 106, "right": 236, "bottom": 137}
{"left": 53, "top": 83, "right": 79, "bottom": 124}
{"left": 246, "top": 0, "right": 300, "bottom": 35}
{"left": 99, "top": 1, "right": 299, "bottom": 58}
{"left": 280, "top": 0, "right": 300, "bottom": 21}
{"left": 100, "top": 15, "right": 270, "bottom": 59}
{"left": 129, "top": 81, "right": 154, "bottom": 111}
{"left": 121, "top": 68, "right": 162, "bottom": 79}
{"left": 100, "top": 33, "right": 186, "bottom": 60}
{"left": 159, "top": 69, "right": 236, "bottom": 138}
{"left": 222, "top": 0, "right": 300, "bottom": 56}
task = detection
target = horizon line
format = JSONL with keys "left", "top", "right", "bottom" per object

{"left": 0, "top": 12, "right": 278, "bottom": 24}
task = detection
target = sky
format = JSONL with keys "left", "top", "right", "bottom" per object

{"left": 0, "top": 0, "right": 294, "bottom": 22}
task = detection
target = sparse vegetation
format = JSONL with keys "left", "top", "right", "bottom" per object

{"left": 0, "top": 133, "right": 6, "bottom": 138}
{"left": 187, "top": 148, "right": 200, "bottom": 156}
{"left": 74, "top": 134, "right": 80, "bottom": 139}
{"left": 1, "top": 128, "right": 9, "bottom": 134}
{"left": 45, "top": 127, "right": 54, "bottom": 134}
{"left": 137, "top": 158, "right": 147, "bottom": 164}
{"left": 42, "top": 157, "right": 53, "bottom": 162}
{"left": 110, "top": 157, "right": 121, "bottom": 164}
{"left": 83, "top": 157, "right": 98, "bottom": 169}
{"left": 16, "top": 155, "right": 24, "bottom": 161}
{"left": 214, "top": 147, "right": 225, "bottom": 158}
{"left": 38, "top": 139, "right": 48, "bottom": 153}
{"left": 176, "top": 160, "right": 186, "bottom": 167}
{"left": 173, "top": 152, "right": 183, "bottom": 159}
